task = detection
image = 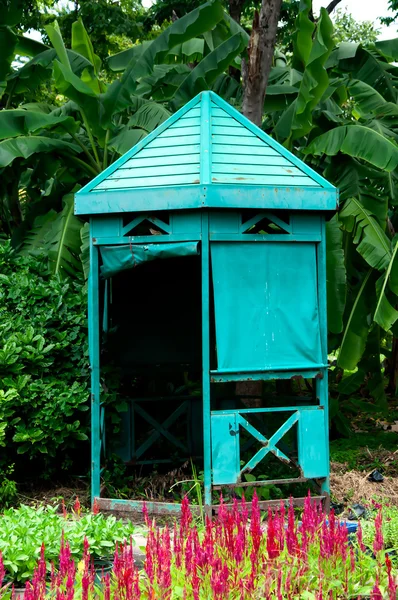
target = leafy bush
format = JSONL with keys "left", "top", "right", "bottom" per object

{"left": 0, "top": 242, "right": 89, "bottom": 475}
{"left": 0, "top": 504, "right": 135, "bottom": 584}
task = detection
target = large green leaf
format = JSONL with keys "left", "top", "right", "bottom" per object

{"left": 339, "top": 198, "right": 391, "bottom": 271}
{"left": 324, "top": 157, "right": 389, "bottom": 226}
{"left": 71, "top": 18, "right": 101, "bottom": 75}
{"left": 102, "top": 0, "right": 225, "bottom": 123}
{"left": 80, "top": 222, "right": 90, "bottom": 281}
{"left": 52, "top": 61, "right": 103, "bottom": 140}
{"left": 348, "top": 79, "right": 398, "bottom": 118}
{"left": 375, "top": 38, "right": 398, "bottom": 62}
{"left": 7, "top": 49, "right": 94, "bottom": 98}
{"left": 164, "top": 39, "right": 205, "bottom": 64}
{"left": 0, "top": 137, "right": 80, "bottom": 168}
{"left": 15, "top": 35, "right": 49, "bottom": 57}
{"left": 23, "top": 192, "right": 83, "bottom": 277}
{"left": 171, "top": 32, "right": 247, "bottom": 110}
{"left": 306, "top": 125, "right": 398, "bottom": 171}
{"left": 374, "top": 241, "right": 398, "bottom": 331}
{"left": 278, "top": 7, "right": 334, "bottom": 141}
{"left": 128, "top": 102, "right": 171, "bottom": 132}
{"left": 338, "top": 269, "right": 374, "bottom": 370}
{"left": 0, "top": 110, "right": 78, "bottom": 140}
{"left": 326, "top": 215, "right": 346, "bottom": 334}
{"left": 107, "top": 41, "right": 152, "bottom": 73}
{"left": 0, "top": 25, "right": 17, "bottom": 98}
{"left": 292, "top": 0, "right": 315, "bottom": 68}
{"left": 108, "top": 128, "right": 147, "bottom": 155}
{"left": 45, "top": 21, "right": 71, "bottom": 71}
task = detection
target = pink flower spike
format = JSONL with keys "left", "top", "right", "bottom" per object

{"left": 93, "top": 498, "right": 100, "bottom": 515}
{"left": 73, "top": 496, "right": 81, "bottom": 516}
{"left": 373, "top": 509, "right": 384, "bottom": 555}
{"left": 61, "top": 499, "right": 67, "bottom": 518}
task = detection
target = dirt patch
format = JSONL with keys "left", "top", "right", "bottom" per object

{"left": 330, "top": 461, "right": 398, "bottom": 506}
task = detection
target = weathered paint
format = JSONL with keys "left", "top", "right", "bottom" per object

{"left": 78, "top": 91, "right": 334, "bottom": 515}
{"left": 75, "top": 91, "right": 337, "bottom": 215}
{"left": 75, "top": 185, "right": 337, "bottom": 215}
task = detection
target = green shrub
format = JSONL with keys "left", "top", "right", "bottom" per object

{"left": 0, "top": 504, "right": 135, "bottom": 584}
{"left": 0, "top": 242, "right": 89, "bottom": 476}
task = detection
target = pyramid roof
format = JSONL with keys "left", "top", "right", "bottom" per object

{"left": 75, "top": 91, "right": 336, "bottom": 215}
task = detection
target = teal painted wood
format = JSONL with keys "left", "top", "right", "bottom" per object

{"left": 211, "top": 413, "right": 240, "bottom": 485}
{"left": 92, "top": 234, "right": 202, "bottom": 245}
{"left": 201, "top": 212, "right": 212, "bottom": 507}
{"left": 76, "top": 185, "right": 337, "bottom": 214}
{"left": 209, "top": 369, "right": 323, "bottom": 382}
{"left": 74, "top": 90, "right": 337, "bottom": 215}
{"left": 88, "top": 233, "right": 100, "bottom": 505}
{"left": 211, "top": 241, "right": 323, "bottom": 372}
{"left": 107, "top": 164, "right": 200, "bottom": 180}
{"left": 212, "top": 406, "right": 322, "bottom": 414}
{"left": 298, "top": 410, "right": 328, "bottom": 478}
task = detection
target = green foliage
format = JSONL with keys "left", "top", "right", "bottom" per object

{"left": 332, "top": 9, "right": 380, "bottom": 45}
{"left": 0, "top": 503, "right": 135, "bottom": 583}
{"left": 0, "top": 242, "right": 89, "bottom": 473}
{"left": 362, "top": 503, "right": 398, "bottom": 551}
{"left": 0, "top": 465, "right": 17, "bottom": 509}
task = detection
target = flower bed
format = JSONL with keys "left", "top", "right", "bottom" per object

{"left": 0, "top": 499, "right": 135, "bottom": 586}
{"left": 0, "top": 493, "right": 396, "bottom": 599}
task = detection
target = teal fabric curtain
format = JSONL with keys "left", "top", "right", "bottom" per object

{"left": 211, "top": 242, "right": 323, "bottom": 371}
{"left": 100, "top": 242, "right": 199, "bottom": 279}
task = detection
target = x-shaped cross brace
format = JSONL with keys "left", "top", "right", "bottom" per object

{"left": 133, "top": 401, "right": 189, "bottom": 459}
{"left": 238, "top": 411, "right": 299, "bottom": 476}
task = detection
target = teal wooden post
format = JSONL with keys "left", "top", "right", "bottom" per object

{"left": 88, "top": 229, "right": 101, "bottom": 505}
{"left": 317, "top": 217, "right": 330, "bottom": 496}
{"left": 201, "top": 92, "right": 212, "bottom": 510}
{"left": 201, "top": 212, "right": 212, "bottom": 509}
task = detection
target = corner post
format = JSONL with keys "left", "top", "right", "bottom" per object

{"left": 317, "top": 216, "right": 330, "bottom": 499}
{"left": 201, "top": 211, "right": 212, "bottom": 510}
{"left": 88, "top": 224, "right": 101, "bottom": 505}
{"left": 200, "top": 92, "right": 212, "bottom": 511}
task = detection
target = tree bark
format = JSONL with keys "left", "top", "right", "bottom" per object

{"left": 229, "top": 0, "right": 245, "bottom": 23}
{"left": 242, "top": 0, "right": 283, "bottom": 127}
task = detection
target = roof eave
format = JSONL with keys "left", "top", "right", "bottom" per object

{"left": 75, "top": 183, "right": 338, "bottom": 216}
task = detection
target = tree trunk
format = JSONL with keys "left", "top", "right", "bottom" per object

{"left": 229, "top": 0, "right": 245, "bottom": 23}
{"left": 242, "top": 0, "right": 283, "bottom": 127}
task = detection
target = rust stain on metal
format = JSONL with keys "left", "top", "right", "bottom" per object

{"left": 192, "top": 179, "right": 200, "bottom": 184}
{"left": 315, "top": 372, "right": 324, "bottom": 379}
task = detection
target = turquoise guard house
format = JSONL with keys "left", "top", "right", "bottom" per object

{"left": 75, "top": 91, "right": 337, "bottom": 513}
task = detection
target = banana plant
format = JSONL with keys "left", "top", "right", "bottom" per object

{"left": 1, "top": 0, "right": 244, "bottom": 267}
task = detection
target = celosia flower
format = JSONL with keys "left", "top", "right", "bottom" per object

{"left": 92, "top": 498, "right": 99, "bottom": 515}
{"left": 73, "top": 496, "right": 81, "bottom": 516}
{"left": 0, "top": 551, "right": 5, "bottom": 588}
{"left": 373, "top": 509, "right": 384, "bottom": 554}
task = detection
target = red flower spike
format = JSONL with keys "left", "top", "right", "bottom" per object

{"left": 92, "top": 498, "right": 99, "bottom": 515}
{"left": 73, "top": 496, "right": 81, "bottom": 516}
{"left": 373, "top": 509, "right": 384, "bottom": 554}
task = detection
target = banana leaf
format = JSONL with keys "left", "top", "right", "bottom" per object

{"left": 326, "top": 215, "right": 346, "bottom": 334}
{"left": 102, "top": 0, "right": 225, "bottom": 123}
{"left": 171, "top": 32, "right": 247, "bottom": 110}
{"left": 306, "top": 125, "right": 398, "bottom": 171}
{"left": 0, "top": 137, "right": 80, "bottom": 168}
{"left": 0, "top": 110, "right": 78, "bottom": 140}
{"left": 338, "top": 269, "right": 375, "bottom": 370}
